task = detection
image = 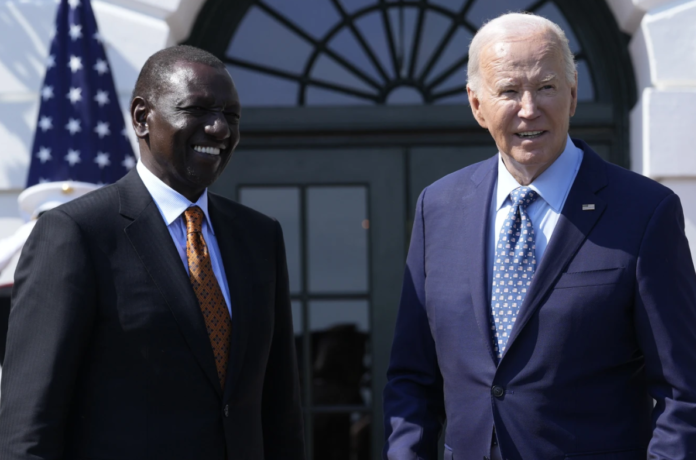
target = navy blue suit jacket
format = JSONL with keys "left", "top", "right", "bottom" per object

{"left": 384, "top": 140, "right": 696, "bottom": 460}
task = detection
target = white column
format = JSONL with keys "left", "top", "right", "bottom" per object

{"left": 628, "top": 0, "right": 696, "bottom": 261}
{"left": 0, "top": 1, "right": 55, "bottom": 236}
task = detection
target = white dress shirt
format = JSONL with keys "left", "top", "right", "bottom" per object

{"left": 487, "top": 135, "right": 583, "bottom": 296}
{"left": 136, "top": 161, "right": 232, "bottom": 317}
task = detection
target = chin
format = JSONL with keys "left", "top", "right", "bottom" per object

{"left": 185, "top": 168, "right": 218, "bottom": 188}
{"left": 509, "top": 149, "right": 546, "bottom": 163}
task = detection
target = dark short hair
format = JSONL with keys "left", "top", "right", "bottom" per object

{"left": 132, "top": 45, "right": 227, "bottom": 103}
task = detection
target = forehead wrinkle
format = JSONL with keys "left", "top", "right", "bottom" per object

{"left": 480, "top": 37, "right": 564, "bottom": 88}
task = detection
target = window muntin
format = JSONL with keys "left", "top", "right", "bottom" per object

{"left": 225, "top": 0, "right": 595, "bottom": 107}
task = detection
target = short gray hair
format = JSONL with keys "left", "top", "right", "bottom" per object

{"left": 466, "top": 13, "right": 576, "bottom": 92}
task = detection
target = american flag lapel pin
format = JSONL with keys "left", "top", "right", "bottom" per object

{"left": 582, "top": 204, "right": 596, "bottom": 211}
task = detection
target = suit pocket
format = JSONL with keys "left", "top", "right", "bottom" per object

{"left": 555, "top": 267, "right": 624, "bottom": 289}
{"left": 444, "top": 444, "right": 453, "bottom": 460}
{"left": 565, "top": 447, "right": 644, "bottom": 459}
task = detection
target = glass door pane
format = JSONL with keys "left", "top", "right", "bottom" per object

{"left": 212, "top": 148, "right": 405, "bottom": 460}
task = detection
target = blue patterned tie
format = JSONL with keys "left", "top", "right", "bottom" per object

{"left": 491, "top": 186, "right": 539, "bottom": 360}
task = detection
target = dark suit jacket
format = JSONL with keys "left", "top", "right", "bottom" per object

{"left": 383, "top": 140, "right": 696, "bottom": 460}
{"left": 0, "top": 170, "right": 305, "bottom": 460}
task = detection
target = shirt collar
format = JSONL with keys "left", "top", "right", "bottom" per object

{"left": 136, "top": 161, "right": 214, "bottom": 233}
{"left": 496, "top": 135, "right": 583, "bottom": 212}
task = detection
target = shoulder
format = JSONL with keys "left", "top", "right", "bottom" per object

{"left": 208, "top": 192, "right": 281, "bottom": 242}
{"left": 429, "top": 155, "right": 497, "bottom": 193}
{"left": 40, "top": 182, "right": 120, "bottom": 226}
{"left": 418, "top": 154, "right": 497, "bottom": 207}
{"left": 567, "top": 139, "right": 681, "bottom": 243}
{"left": 208, "top": 193, "right": 284, "bottom": 264}
{"left": 602, "top": 161, "right": 672, "bottom": 200}
{"left": 209, "top": 192, "right": 277, "bottom": 224}
{"left": 21, "top": 184, "right": 121, "bottom": 258}
{"left": 573, "top": 138, "right": 674, "bottom": 209}
{"left": 599, "top": 162, "right": 679, "bottom": 235}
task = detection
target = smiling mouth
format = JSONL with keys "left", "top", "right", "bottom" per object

{"left": 515, "top": 131, "right": 545, "bottom": 139}
{"left": 192, "top": 145, "right": 223, "bottom": 156}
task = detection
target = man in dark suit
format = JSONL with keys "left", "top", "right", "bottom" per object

{"left": 383, "top": 13, "right": 696, "bottom": 460}
{"left": 0, "top": 45, "right": 305, "bottom": 459}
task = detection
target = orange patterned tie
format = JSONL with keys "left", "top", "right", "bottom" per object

{"left": 184, "top": 206, "right": 231, "bottom": 389}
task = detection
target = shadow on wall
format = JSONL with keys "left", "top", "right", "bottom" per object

{"left": 0, "top": 100, "right": 39, "bottom": 187}
{"left": 0, "top": 1, "right": 56, "bottom": 94}
{"left": 0, "top": 1, "right": 58, "bottom": 189}
{"left": 0, "top": 0, "right": 141, "bottom": 96}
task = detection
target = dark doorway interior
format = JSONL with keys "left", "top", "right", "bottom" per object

{"left": 183, "top": 1, "right": 635, "bottom": 458}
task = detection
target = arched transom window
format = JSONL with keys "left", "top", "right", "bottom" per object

{"left": 224, "top": 0, "right": 595, "bottom": 106}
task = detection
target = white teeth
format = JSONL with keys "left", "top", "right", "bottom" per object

{"left": 517, "top": 131, "right": 543, "bottom": 138}
{"left": 192, "top": 145, "right": 220, "bottom": 155}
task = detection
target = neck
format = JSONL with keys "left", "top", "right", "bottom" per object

{"left": 139, "top": 156, "right": 206, "bottom": 203}
{"left": 501, "top": 157, "right": 551, "bottom": 186}
{"left": 501, "top": 139, "right": 568, "bottom": 186}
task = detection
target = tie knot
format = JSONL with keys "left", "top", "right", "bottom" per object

{"left": 510, "top": 187, "right": 538, "bottom": 210}
{"left": 184, "top": 206, "right": 205, "bottom": 234}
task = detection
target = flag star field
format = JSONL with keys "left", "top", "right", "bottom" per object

{"left": 27, "top": 0, "right": 135, "bottom": 187}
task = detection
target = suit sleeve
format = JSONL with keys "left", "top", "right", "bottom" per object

{"left": 0, "top": 210, "right": 97, "bottom": 459}
{"left": 261, "top": 220, "right": 306, "bottom": 459}
{"left": 383, "top": 189, "right": 445, "bottom": 460}
{"left": 633, "top": 193, "right": 696, "bottom": 458}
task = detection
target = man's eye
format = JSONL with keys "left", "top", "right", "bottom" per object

{"left": 502, "top": 89, "right": 516, "bottom": 95}
{"left": 540, "top": 85, "right": 554, "bottom": 91}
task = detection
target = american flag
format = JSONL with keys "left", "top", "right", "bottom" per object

{"left": 26, "top": 0, "right": 135, "bottom": 187}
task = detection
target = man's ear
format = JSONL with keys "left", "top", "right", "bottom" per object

{"left": 467, "top": 84, "right": 487, "bottom": 129}
{"left": 131, "top": 96, "right": 149, "bottom": 139}
{"left": 569, "top": 70, "right": 578, "bottom": 118}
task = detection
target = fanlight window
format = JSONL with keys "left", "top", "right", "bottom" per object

{"left": 225, "top": 0, "right": 595, "bottom": 106}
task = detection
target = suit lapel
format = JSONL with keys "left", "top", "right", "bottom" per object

{"left": 207, "top": 195, "right": 252, "bottom": 401}
{"left": 461, "top": 157, "right": 499, "bottom": 363}
{"left": 118, "top": 170, "right": 223, "bottom": 397}
{"left": 503, "top": 142, "right": 608, "bottom": 356}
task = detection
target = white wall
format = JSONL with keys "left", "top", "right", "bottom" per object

{"left": 0, "top": 0, "right": 53, "bottom": 236}
{"left": 609, "top": 0, "right": 696, "bottom": 261}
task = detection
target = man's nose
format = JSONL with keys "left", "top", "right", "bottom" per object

{"left": 518, "top": 91, "right": 540, "bottom": 118}
{"left": 204, "top": 112, "right": 231, "bottom": 140}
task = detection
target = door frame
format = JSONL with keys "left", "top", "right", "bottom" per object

{"left": 211, "top": 147, "right": 407, "bottom": 459}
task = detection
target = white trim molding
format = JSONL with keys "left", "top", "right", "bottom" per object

{"left": 620, "top": 0, "right": 696, "bottom": 259}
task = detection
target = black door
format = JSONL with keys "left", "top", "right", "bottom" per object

{"left": 189, "top": 1, "right": 637, "bottom": 458}
{"left": 212, "top": 147, "right": 406, "bottom": 459}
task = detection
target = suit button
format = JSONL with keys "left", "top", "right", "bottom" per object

{"left": 484, "top": 457, "right": 490, "bottom": 460}
{"left": 224, "top": 404, "right": 229, "bottom": 417}
{"left": 491, "top": 385, "right": 505, "bottom": 398}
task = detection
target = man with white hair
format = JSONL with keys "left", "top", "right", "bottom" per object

{"left": 383, "top": 12, "right": 696, "bottom": 460}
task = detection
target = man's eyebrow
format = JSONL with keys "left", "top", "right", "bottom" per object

{"left": 176, "top": 94, "right": 212, "bottom": 105}
{"left": 494, "top": 79, "right": 516, "bottom": 90}
{"left": 539, "top": 73, "right": 557, "bottom": 84}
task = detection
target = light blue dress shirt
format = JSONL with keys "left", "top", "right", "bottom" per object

{"left": 136, "top": 161, "right": 232, "bottom": 318}
{"left": 487, "top": 135, "right": 583, "bottom": 296}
